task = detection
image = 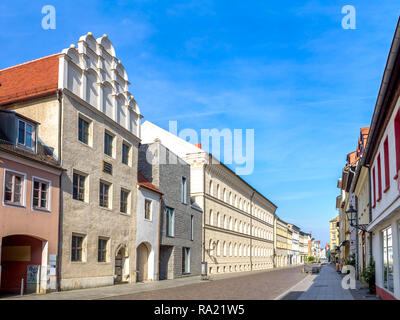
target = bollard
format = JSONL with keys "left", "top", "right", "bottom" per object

{"left": 20, "top": 278, "right": 24, "bottom": 296}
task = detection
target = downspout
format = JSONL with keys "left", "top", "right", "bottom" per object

{"left": 157, "top": 194, "right": 162, "bottom": 280}
{"left": 56, "top": 89, "right": 63, "bottom": 291}
{"left": 250, "top": 191, "right": 255, "bottom": 271}
{"left": 202, "top": 155, "right": 210, "bottom": 264}
{"left": 367, "top": 165, "right": 373, "bottom": 263}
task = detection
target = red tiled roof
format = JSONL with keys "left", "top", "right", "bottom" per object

{"left": 360, "top": 127, "right": 370, "bottom": 135}
{"left": 137, "top": 171, "right": 162, "bottom": 195}
{"left": 0, "top": 54, "right": 60, "bottom": 106}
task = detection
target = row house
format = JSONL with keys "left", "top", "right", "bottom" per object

{"left": 0, "top": 110, "right": 62, "bottom": 293}
{"left": 299, "top": 231, "right": 311, "bottom": 263}
{"left": 141, "top": 121, "right": 276, "bottom": 275}
{"left": 329, "top": 216, "right": 339, "bottom": 262}
{"left": 138, "top": 141, "right": 202, "bottom": 279}
{"left": 361, "top": 19, "right": 400, "bottom": 300}
{"left": 288, "top": 224, "right": 300, "bottom": 265}
{"left": 0, "top": 32, "right": 163, "bottom": 292}
{"left": 275, "top": 219, "right": 289, "bottom": 267}
{"left": 336, "top": 19, "right": 400, "bottom": 300}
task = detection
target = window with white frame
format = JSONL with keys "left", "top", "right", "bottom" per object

{"left": 32, "top": 178, "right": 50, "bottom": 211}
{"left": 182, "top": 247, "right": 191, "bottom": 274}
{"left": 382, "top": 226, "right": 394, "bottom": 292}
{"left": 3, "top": 170, "right": 25, "bottom": 206}
{"left": 166, "top": 206, "right": 175, "bottom": 237}
{"left": 181, "top": 177, "right": 187, "bottom": 204}
{"left": 190, "top": 215, "right": 194, "bottom": 241}
{"left": 17, "top": 119, "right": 36, "bottom": 151}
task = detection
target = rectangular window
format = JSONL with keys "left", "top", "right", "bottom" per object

{"left": 377, "top": 154, "right": 382, "bottom": 201}
{"left": 394, "top": 111, "right": 400, "bottom": 178}
{"left": 33, "top": 179, "right": 49, "bottom": 210}
{"left": 382, "top": 227, "right": 394, "bottom": 292}
{"left": 3, "top": 171, "right": 24, "bottom": 206}
{"left": 71, "top": 235, "right": 83, "bottom": 262}
{"left": 104, "top": 132, "right": 113, "bottom": 157}
{"left": 372, "top": 167, "right": 376, "bottom": 208}
{"left": 182, "top": 247, "right": 191, "bottom": 274}
{"left": 78, "top": 117, "right": 90, "bottom": 145}
{"left": 73, "top": 173, "right": 86, "bottom": 202}
{"left": 384, "top": 137, "right": 390, "bottom": 192}
{"left": 17, "top": 119, "right": 35, "bottom": 150}
{"left": 120, "top": 189, "right": 129, "bottom": 214}
{"left": 99, "top": 182, "right": 110, "bottom": 208}
{"left": 190, "top": 215, "right": 194, "bottom": 241}
{"left": 166, "top": 207, "right": 175, "bottom": 237}
{"left": 98, "top": 238, "right": 108, "bottom": 262}
{"left": 181, "top": 177, "right": 187, "bottom": 204}
{"left": 144, "top": 199, "right": 152, "bottom": 220}
{"left": 122, "top": 143, "right": 130, "bottom": 165}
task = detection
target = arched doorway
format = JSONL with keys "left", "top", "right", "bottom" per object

{"left": 0, "top": 235, "right": 45, "bottom": 294}
{"left": 136, "top": 242, "right": 151, "bottom": 282}
{"left": 114, "top": 245, "right": 129, "bottom": 284}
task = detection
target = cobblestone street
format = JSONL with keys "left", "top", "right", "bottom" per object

{"left": 104, "top": 266, "right": 306, "bottom": 300}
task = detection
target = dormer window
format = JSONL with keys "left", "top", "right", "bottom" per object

{"left": 17, "top": 119, "right": 35, "bottom": 151}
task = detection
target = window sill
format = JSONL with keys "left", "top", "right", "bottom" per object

{"left": 73, "top": 198, "right": 89, "bottom": 205}
{"left": 99, "top": 206, "right": 113, "bottom": 211}
{"left": 104, "top": 154, "right": 115, "bottom": 161}
{"left": 144, "top": 218, "right": 153, "bottom": 222}
{"left": 3, "top": 202, "right": 25, "bottom": 209}
{"left": 77, "top": 140, "right": 93, "bottom": 149}
{"left": 71, "top": 261, "right": 86, "bottom": 264}
{"left": 32, "top": 207, "right": 51, "bottom": 214}
{"left": 119, "top": 212, "right": 131, "bottom": 217}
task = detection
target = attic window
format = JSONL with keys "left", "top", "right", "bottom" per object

{"left": 17, "top": 119, "right": 35, "bottom": 151}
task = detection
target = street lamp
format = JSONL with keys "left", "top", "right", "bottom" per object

{"left": 345, "top": 204, "right": 368, "bottom": 231}
{"left": 201, "top": 241, "right": 217, "bottom": 280}
{"left": 345, "top": 203, "right": 368, "bottom": 281}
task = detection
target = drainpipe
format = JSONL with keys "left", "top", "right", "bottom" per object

{"left": 250, "top": 191, "right": 255, "bottom": 271}
{"left": 367, "top": 165, "right": 373, "bottom": 263}
{"left": 157, "top": 194, "right": 162, "bottom": 281}
{"left": 56, "top": 89, "right": 63, "bottom": 292}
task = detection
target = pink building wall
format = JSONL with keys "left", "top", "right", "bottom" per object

{"left": 0, "top": 155, "right": 61, "bottom": 292}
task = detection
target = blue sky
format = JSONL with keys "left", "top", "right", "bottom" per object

{"left": 1, "top": 1, "right": 399, "bottom": 245}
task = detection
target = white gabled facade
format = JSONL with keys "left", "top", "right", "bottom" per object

{"left": 58, "top": 32, "right": 142, "bottom": 138}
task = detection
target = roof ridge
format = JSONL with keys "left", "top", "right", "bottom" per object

{"left": 0, "top": 53, "right": 60, "bottom": 73}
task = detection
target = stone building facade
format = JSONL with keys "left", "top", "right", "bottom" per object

{"left": 141, "top": 121, "right": 276, "bottom": 276}
{"left": 138, "top": 142, "right": 202, "bottom": 279}
{"left": 275, "top": 219, "right": 289, "bottom": 267}
{"left": 0, "top": 33, "right": 142, "bottom": 290}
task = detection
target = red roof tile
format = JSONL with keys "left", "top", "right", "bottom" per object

{"left": 137, "top": 171, "right": 162, "bottom": 195}
{"left": 0, "top": 54, "right": 60, "bottom": 106}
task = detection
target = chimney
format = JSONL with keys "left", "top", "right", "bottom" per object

{"left": 194, "top": 143, "right": 202, "bottom": 149}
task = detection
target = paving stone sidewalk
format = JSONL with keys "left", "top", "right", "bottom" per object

{"left": 280, "top": 264, "right": 380, "bottom": 300}
{"left": 297, "top": 264, "right": 353, "bottom": 300}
